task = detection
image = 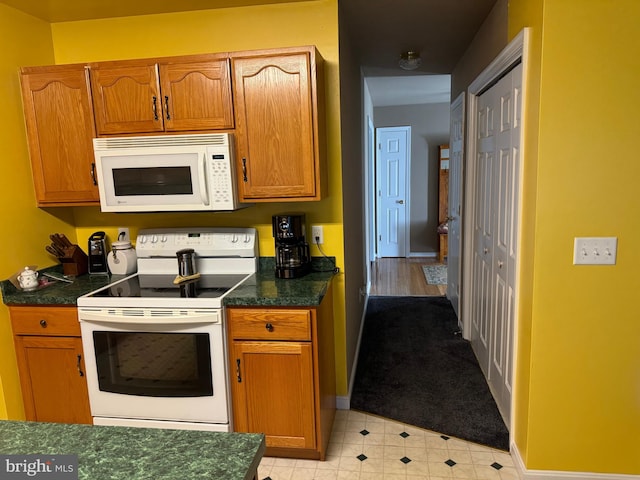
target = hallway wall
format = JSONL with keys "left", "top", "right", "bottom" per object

{"left": 374, "top": 103, "right": 450, "bottom": 254}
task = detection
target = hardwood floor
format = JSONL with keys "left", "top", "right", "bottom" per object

{"left": 370, "top": 257, "right": 447, "bottom": 296}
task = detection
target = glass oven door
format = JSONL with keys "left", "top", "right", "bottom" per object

{"left": 78, "top": 309, "right": 229, "bottom": 426}
{"left": 92, "top": 331, "right": 213, "bottom": 397}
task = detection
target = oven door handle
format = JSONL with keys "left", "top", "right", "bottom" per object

{"left": 78, "top": 308, "right": 222, "bottom": 325}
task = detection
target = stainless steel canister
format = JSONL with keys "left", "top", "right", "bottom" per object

{"left": 176, "top": 248, "right": 197, "bottom": 277}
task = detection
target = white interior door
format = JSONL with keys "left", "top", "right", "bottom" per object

{"left": 447, "top": 93, "right": 465, "bottom": 318}
{"left": 469, "top": 64, "right": 522, "bottom": 427}
{"left": 488, "top": 64, "right": 521, "bottom": 424}
{"left": 470, "top": 88, "right": 495, "bottom": 375}
{"left": 376, "top": 127, "right": 410, "bottom": 257}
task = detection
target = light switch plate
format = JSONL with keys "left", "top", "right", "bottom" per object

{"left": 573, "top": 237, "right": 617, "bottom": 265}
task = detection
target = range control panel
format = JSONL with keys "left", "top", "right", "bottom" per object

{"left": 136, "top": 227, "right": 258, "bottom": 259}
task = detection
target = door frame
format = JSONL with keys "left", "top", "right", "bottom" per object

{"left": 461, "top": 28, "right": 529, "bottom": 436}
{"left": 375, "top": 126, "right": 411, "bottom": 258}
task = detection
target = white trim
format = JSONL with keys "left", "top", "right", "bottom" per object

{"left": 336, "top": 396, "right": 350, "bottom": 410}
{"left": 512, "top": 443, "right": 640, "bottom": 480}
{"left": 342, "top": 292, "right": 371, "bottom": 411}
{"left": 408, "top": 251, "right": 437, "bottom": 258}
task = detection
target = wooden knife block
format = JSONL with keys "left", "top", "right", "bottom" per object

{"left": 60, "top": 246, "right": 88, "bottom": 276}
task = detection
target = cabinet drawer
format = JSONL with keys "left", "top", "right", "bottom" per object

{"left": 228, "top": 309, "right": 312, "bottom": 341}
{"left": 9, "top": 306, "right": 81, "bottom": 336}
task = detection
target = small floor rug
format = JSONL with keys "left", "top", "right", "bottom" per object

{"left": 350, "top": 296, "right": 509, "bottom": 451}
{"left": 422, "top": 264, "right": 447, "bottom": 285}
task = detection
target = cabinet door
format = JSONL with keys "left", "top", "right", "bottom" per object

{"left": 90, "top": 62, "right": 163, "bottom": 134}
{"left": 231, "top": 341, "right": 316, "bottom": 450}
{"left": 159, "top": 58, "right": 234, "bottom": 131}
{"left": 20, "top": 65, "right": 99, "bottom": 205}
{"left": 14, "top": 336, "right": 92, "bottom": 424}
{"left": 232, "top": 50, "right": 321, "bottom": 201}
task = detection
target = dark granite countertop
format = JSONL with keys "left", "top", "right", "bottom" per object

{"left": 1, "top": 258, "right": 337, "bottom": 307}
{"left": 0, "top": 265, "right": 114, "bottom": 306}
{"left": 226, "top": 257, "right": 337, "bottom": 307}
{"left": 0, "top": 420, "right": 265, "bottom": 480}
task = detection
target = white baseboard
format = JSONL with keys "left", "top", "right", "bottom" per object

{"left": 512, "top": 442, "right": 640, "bottom": 480}
{"left": 408, "top": 252, "right": 437, "bottom": 258}
{"left": 337, "top": 292, "right": 373, "bottom": 412}
{"left": 336, "top": 396, "right": 350, "bottom": 410}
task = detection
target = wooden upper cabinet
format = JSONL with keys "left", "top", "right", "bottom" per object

{"left": 160, "top": 59, "right": 234, "bottom": 132}
{"left": 90, "top": 55, "right": 234, "bottom": 135}
{"left": 231, "top": 47, "right": 325, "bottom": 202}
{"left": 20, "top": 64, "right": 99, "bottom": 206}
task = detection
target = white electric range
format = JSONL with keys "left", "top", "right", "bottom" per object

{"left": 77, "top": 227, "right": 258, "bottom": 432}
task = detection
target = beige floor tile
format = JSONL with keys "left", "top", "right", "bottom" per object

{"left": 256, "top": 411, "right": 522, "bottom": 480}
{"left": 338, "top": 455, "right": 364, "bottom": 472}
{"left": 337, "top": 469, "right": 362, "bottom": 479}
{"left": 315, "top": 469, "right": 339, "bottom": 479}
{"left": 359, "top": 456, "right": 384, "bottom": 473}
{"left": 265, "top": 465, "right": 293, "bottom": 480}
{"left": 316, "top": 455, "right": 342, "bottom": 470}
{"left": 473, "top": 465, "right": 502, "bottom": 480}
{"left": 404, "top": 458, "right": 430, "bottom": 476}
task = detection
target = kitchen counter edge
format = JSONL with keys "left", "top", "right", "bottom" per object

{"left": 0, "top": 258, "right": 337, "bottom": 307}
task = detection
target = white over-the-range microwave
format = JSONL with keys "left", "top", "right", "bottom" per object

{"left": 93, "top": 133, "right": 247, "bottom": 212}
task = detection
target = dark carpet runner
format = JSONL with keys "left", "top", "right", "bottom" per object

{"left": 350, "top": 296, "right": 509, "bottom": 451}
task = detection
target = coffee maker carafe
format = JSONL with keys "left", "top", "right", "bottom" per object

{"left": 273, "top": 213, "right": 311, "bottom": 279}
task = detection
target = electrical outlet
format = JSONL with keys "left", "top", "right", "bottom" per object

{"left": 311, "top": 225, "right": 324, "bottom": 245}
{"left": 117, "top": 227, "right": 130, "bottom": 242}
{"left": 573, "top": 237, "right": 617, "bottom": 265}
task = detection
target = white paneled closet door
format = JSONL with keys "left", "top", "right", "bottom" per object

{"left": 470, "top": 63, "right": 522, "bottom": 428}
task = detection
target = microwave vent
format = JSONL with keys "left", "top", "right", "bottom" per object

{"left": 93, "top": 133, "right": 231, "bottom": 150}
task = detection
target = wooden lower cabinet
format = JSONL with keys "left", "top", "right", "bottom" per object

{"left": 9, "top": 306, "right": 92, "bottom": 424}
{"left": 227, "top": 287, "right": 335, "bottom": 460}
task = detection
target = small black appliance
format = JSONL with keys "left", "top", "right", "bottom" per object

{"left": 273, "top": 213, "right": 311, "bottom": 279}
{"left": 88, "top": 231, "right": 109, "bottom": 275}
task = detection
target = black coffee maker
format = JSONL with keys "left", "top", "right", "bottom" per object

{"left": 273, "top": 213, "right": 311, "bottom": 279}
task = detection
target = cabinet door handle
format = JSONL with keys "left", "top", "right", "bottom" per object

{"left": 39, "top": 319, "right": 47, "bottom": 328}
{"left": 152, "top": 96, "right": 158, "bottom": 120}
{"left": 164, "top": 96, "right": 171, "bottom": 120}
{"left": 265, "top": 323, "right": 274, "bottom": 332}
{"left": 236, "top": 358, "right": 242, "bottom": 383}
{"left": 76, "top": 355, "right": 84, "bottom": 377}
{"left": 90, "top": 162, "right": 97, "bottom": 186}
{"left": 242, "top": 158, "right": 248, "bottom": 182}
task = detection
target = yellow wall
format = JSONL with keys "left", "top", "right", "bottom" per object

{"left": 48, "top": 0, "right": 349, "bottom": 396}
{"left": 0, "top": 3, "right": 81, "bottom": 419}
{"left": 510, "top": 0, "right": 640, "bottom": 474}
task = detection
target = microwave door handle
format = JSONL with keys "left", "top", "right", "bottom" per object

{"left": 199, "top": 153, "right": 210, "bottom": 205}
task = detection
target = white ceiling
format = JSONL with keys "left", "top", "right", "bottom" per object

{"left": 366, "top": 75, "right": 451, "bottom": 107}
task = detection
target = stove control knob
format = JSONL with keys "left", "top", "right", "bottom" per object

{"left": 151, "top": 235, "right": 158, "bottom": 244}
{"left": 138, "top": 235, "right": 147, "bottom": 244}
{"left": 231, "top": 234, "right": 238, "bottom": 243}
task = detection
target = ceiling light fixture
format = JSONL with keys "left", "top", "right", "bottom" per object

{"left": 399, "top": 51, "right": 422, "bottom": 71}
